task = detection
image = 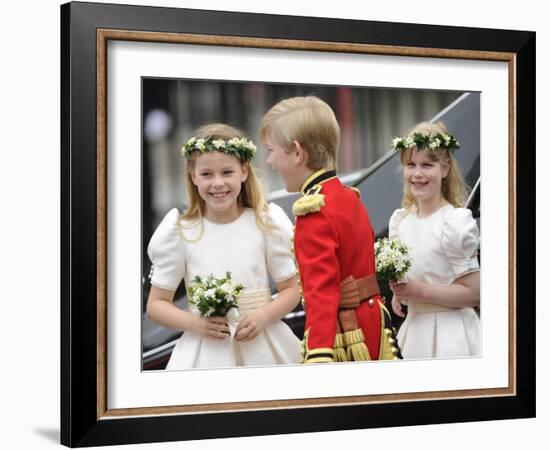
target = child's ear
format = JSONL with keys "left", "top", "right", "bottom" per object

{"left": 190, "top": 169, "right": 198, "bottom": 186}
{"left": 292, "top": 140, "right": 308, "bottom": 166}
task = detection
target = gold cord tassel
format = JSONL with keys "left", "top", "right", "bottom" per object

{"left": 343, "top": 329, "right": 371, "bottom": 361}
{"left": 333, "top": 333, "right": 349, "bottom": 362}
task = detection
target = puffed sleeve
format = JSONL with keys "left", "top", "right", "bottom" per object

{"left": 147, "top": 208, "right": 186, "bottom": 291}
{"left": 441, "top": 208, "right": 480, "bottom": 279}
{"left": 265, "top": 203, "right": 296, "bottom": 282}
{"left": 388, "top": 208, "right": 407, "bottom": 240}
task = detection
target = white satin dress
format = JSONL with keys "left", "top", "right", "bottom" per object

{"left": 147, "top": 204, "right": 301, "bottom": 370}
{"left": 389, "top": 204, "right": 480, "bottom": 359}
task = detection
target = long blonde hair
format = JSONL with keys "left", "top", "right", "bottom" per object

{"left": 399, "top": 121, "right": 468, "bottom": 210}
{"left": 260, "top": 96, "right": 340, "bottom": 170}
{"left": 181, "top": 123, "right": 272, "bottom": 240}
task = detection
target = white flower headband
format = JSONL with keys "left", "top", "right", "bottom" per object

{"left": 181, "top": 136, "right": 257, "bottom": 162}
{"left": 392, "top": 131, "right": 460, "bottom": 152}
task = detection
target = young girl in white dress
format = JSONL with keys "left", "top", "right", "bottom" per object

{"left": 147, "top": 123, "right": 301, "bottom": 369}
{"left": 389, "top": 121, "right": 480, "bottom": 359}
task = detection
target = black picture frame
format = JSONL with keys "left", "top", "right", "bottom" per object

{"left": 61, "top": 1, "right": 535, "bottom": 447}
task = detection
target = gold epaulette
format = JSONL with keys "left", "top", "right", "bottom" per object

{"left": 292, "top": 184, "right": 325, "bottom": 217}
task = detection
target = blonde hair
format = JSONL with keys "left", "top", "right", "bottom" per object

{"left": 260, "top": 96, "right": 340, "bottom": 170}
{"left": 181, "top": 123, "right": 272, "bottom": 240}
{"left": 399, "top": 121, "right": 469, "bottom": 210}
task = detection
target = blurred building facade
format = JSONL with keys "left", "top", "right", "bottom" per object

{"left": 143, "top": 79, "right": 462, "bottom": 229}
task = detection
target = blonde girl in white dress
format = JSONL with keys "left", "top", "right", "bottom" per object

{"left": 389, "top": 122, "right": 480, "bottom": 359}
{"left": 147, "top": 123, "right": 301, "bottom": 369}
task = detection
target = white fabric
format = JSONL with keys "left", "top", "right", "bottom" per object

{"left": 388, "top": 204, "right": 480, "bottom": 359}
{"left": 147, "top": 203, "right": 301, "bottom": 369}
{"left": 233, "top": 289, "right": 272, "bottom": 317}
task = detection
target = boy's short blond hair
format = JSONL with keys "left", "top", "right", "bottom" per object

{"left": 260, "top": 96, "right": 340, "bottom": 170}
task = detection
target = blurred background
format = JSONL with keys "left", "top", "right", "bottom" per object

{"left": 142, "top": 79, "right": 462, "bottom": 234}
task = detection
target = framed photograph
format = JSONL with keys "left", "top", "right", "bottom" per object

{"left": 61, "top": 1, "right": 535, "bottom": 447}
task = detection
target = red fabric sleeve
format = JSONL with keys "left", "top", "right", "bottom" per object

{"left": 294, "top": 211, "right": 341, "bottom": 355}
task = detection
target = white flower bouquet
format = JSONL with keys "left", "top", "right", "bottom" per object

{"left": 374, "top": 237, "right": 412, "bottom": 281}
{"left": 188, "top": 272, "right": 243, "bottom": 319}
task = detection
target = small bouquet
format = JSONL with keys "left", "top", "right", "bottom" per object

{"left": 188, "top": 272, "right": 243, "bottom": 321}
{"left": 374, "top": 237, "right": 412, "bottom": 282}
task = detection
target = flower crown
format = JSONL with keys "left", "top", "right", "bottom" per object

{"left": 392, "top": 131, "right": 460, "bottom": 152}
{"left": 181, "top": 136, "right": 257, "bottom": 162}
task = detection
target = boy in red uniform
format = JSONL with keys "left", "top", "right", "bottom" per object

{"left": 260, "top": 96, "right": 401, "bottom": 363}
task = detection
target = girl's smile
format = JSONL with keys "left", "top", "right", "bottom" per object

{"left": 209, "top": 191, "right": 230, "bottom": 199}
{"left": 410, "top": 181, "right": 429, "bottom": 190}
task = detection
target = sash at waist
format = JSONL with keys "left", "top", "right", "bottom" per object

{"left": 187, "top": 288, "right": 272, "bottom": 318}
{"left": 408, "top": 302, "right": 456, "bottom": 314}
{"left": 237, "top": 289, "right": 272, "bottom": 317}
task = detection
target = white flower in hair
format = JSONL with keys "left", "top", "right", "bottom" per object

{"left": 392, "top": 129, "right": 460, "bottom": 153}
{"left": 429, "top": 138, "right": 441, "bottom": 149}
{"left": 196, "top": 139, "right": 206, "bottom": 151}
{"left": 212, "top": 139, "right": 226, "bottom": 149}
{"left": 182, "top": 135, "right": 257, "bottom": 161}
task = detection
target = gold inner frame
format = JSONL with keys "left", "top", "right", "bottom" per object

{"left": 96, "top": 29, "right": 517, "bottom": 419}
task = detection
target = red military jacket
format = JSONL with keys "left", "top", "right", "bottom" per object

{"left": 293, "top": 169, "right": 398, "bottom": 363}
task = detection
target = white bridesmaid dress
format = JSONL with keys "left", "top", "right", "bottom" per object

{"left": 389, "top": 204, "right": 481, "bottom": 359}
{"left": 147, "top": 203, "right": 301, "bottom": 369}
